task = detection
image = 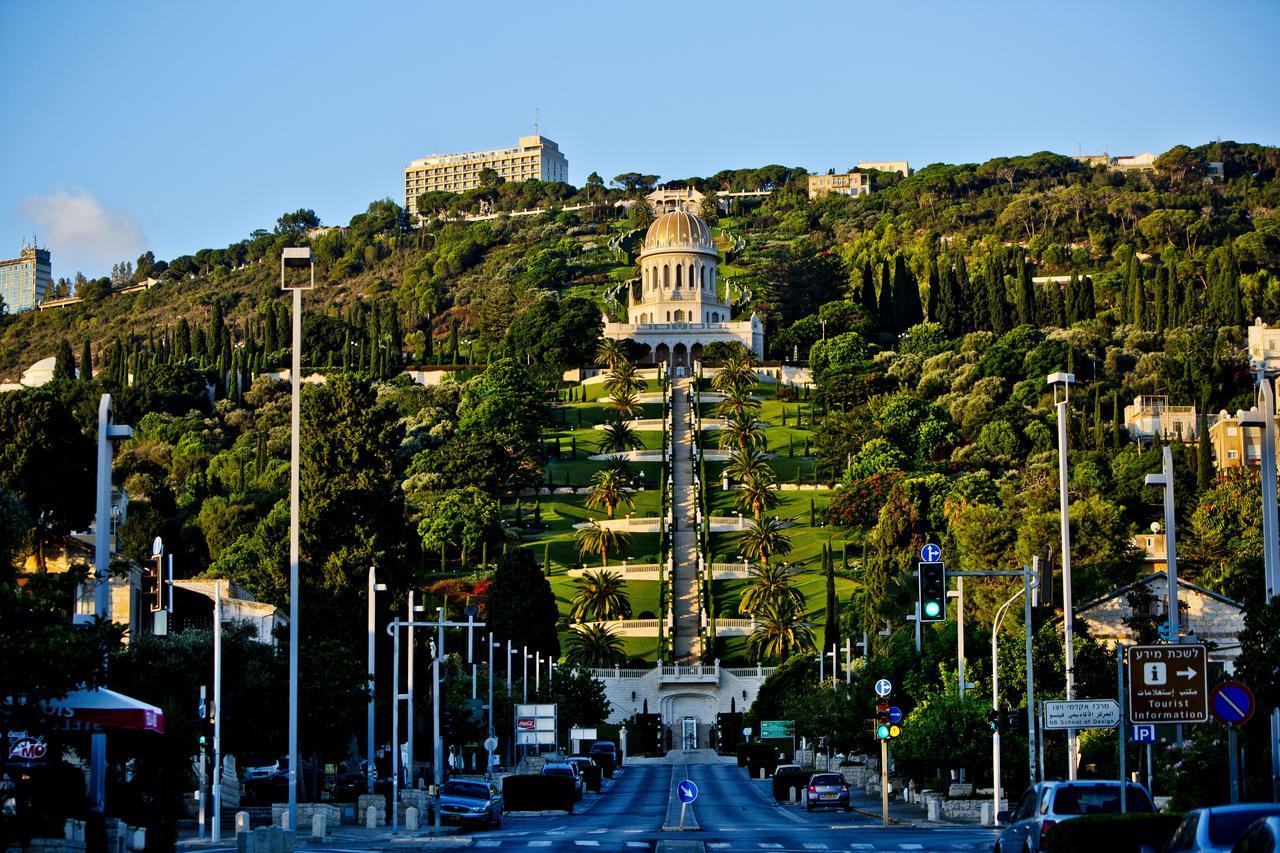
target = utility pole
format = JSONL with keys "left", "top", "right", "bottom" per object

{"left": 367, "top": 567, "right": 386, "bottom": 795}
{"left": 212, "top": 581, "right": 222, "bottom": 843}
{"left": 1026, "top": 558, "right": 1038, "bottom": 784}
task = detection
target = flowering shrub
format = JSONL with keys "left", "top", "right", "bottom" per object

{"left": 823, "top": 471, "right": 905, "bottom": 529}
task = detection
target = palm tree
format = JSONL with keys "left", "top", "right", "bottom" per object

{"left": 586, "top": 468, "right": 634, "bottom": 518}
{"left": 595, "top": 339, "right": 626, "bottom": 371}
{"left": 719, "top": 410, "right": 765, "bottom": 454}
{"left": 605, "top": 389, "right": 643, "bottom": 420}
{"left": 565, "top": 623, "right": 626, "bottom": 667}
{"left": 599, "top": 455, "right": 637, "bottom": 481}
{"left": 597, "top": 420, "right": 643, "bottom": 453}
{"left": 724, "top": 448, "right": 771, "bottom": 483}
{"left": 740, "top": 516, "right": 793, "bottom": 569}
{"left": 735, "top": 469, "right": 779, "bottom": 520}
{"left": 713, "top": 354, "right": 756, "bottom": 395}
{"left": 738, "top": 561, "right": 805, "bottom": 615}
{"left": 748, "top": 600, "right": 816, "bottom": 664}
{"left": 604, "top": 361, "right": 646, "bottom": 399}
{"left": 575, "top": 522, "right": 631, "bottom": 567}
{"left": 570, "top": 569, "right": 632, "bottom": 621}
{"left": 716, "top": 388, "right": 760, "bottom": 420}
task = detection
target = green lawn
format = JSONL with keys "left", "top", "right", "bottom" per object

{"left": 509, "top": 492, "right": 664, "bottom": 570}
{"left": 544, "top": 397, "right": 666, "bottom": 487}
{"left": 696, "top": 385, "right": 824, "bottom": 483}
{"left": 550, "top": 578, "right": 661, "bottom": 621}
{"left": 557, "top": 632, "right": 660, "bottom": 666}
{"left": 710, "top": 572, "right": 855, "bottom": 667}
{"left": 705, "top": 490, "right": 842, "bottom": 566}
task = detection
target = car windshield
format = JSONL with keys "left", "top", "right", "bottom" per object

{"left": 543, "top": 766, "right": 573, "bottom": 776}
{"left": 1210, "top": 808, "right": 1280, "bottom": 845}
{"left": 1052, "top": 785, "right": 1152, "bottom": 815}
{"left": 441, "top": 781, "right": 489, "bottom": 799}
{"left": 811, "top": 775, "right": 844, "bottom": 785}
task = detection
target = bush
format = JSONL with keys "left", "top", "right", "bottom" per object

{"left": 1041, "top": 813, "right": 1184, "bottom": 853}
{"left": 772, "top": 769, "right": 811, "bottom": 802}
{"left": 502, "top": 774, "right": 575, "bottom": 813}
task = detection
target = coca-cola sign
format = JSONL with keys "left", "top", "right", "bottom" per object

{"left": 6, "top": 731, "right": 48, "bottom": 765}
{"left": 516, "top": 718, "right": 536, "bottom": 731}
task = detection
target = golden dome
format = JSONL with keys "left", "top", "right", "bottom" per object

{"left": 640, "top": 211, "right": 716, "bottom": 258}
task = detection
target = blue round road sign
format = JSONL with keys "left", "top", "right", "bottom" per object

{"left": 920, "top": 543, "right": 942, "bottom": 563}
{"left": 677, "top": 779, "right": 698, "bottom": 804}
{"left": 888, "top": 706, "right": 903, "bottom": 724}
{"left": 875, "top": 679, "right": 893, "bottom": 697}
{"left": 1210, "top": 681, "right": 1255, "bottom": 726}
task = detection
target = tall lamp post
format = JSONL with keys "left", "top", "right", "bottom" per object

{"left": 367, "top": 566, "right": 387, "bottom": 794}
{"left": 1047, "top": 371, "right": 1078, "bottom": 780}
{"left": 281, "top": 247, "right": 313, "bottom": 829}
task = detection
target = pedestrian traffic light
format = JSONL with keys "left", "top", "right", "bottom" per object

{"left": 986, "top": 709, "right": 1000, "bottom": 734}
{"left": 918, "top": 561, "right": 947, "bottom": 622}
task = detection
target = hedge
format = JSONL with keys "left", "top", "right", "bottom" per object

{"left": 1042, "top": 813, "right": 1184, "bottom": 853}
{"left": 502, "top": 774, "right": 576, "bottom": 813}
{"left": 772, "top": 769, "right": 812, "bottom": 802}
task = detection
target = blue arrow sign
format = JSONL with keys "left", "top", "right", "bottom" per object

{"left": 874, "top": 679, "right": 893, "bottom": 697}
{"left": 1129, "top": 724, "right": 1156, "bottom": 743}
{"left": 920, "top": 543, "right": 942, "bottom": 563}
{"left": 888, "top": 706, "right": 903, "bottom": 724}
{"left": 1211, "top": 681, "right": 1255, "bottom": 725}
{"left": 677, "top": 779, "right": 698, "bottom": 804}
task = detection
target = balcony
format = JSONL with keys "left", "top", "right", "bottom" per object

{"left": 660, "top": 665, "right": 719, "bottom": 683}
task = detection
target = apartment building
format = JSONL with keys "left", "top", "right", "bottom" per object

{"left": 1247, "top": 318, "right": 1280, "bottom": 374}
{"left": 1208, "top": 412, "right": 1280, "bottom": 470}
{"left": 1122, "top": 395, "right": 1199, "bottom": 442}
{"left": 807, "top": 170, "right": 871, "bottom": 200}
{"left": 403, "top": 134, "right": 568, "bottom": 221}
{"left": 0, "top": 245, "right": 52, "bottom": 313}
{"left": 857, "top": 160, "right": 910, "bottom": 177}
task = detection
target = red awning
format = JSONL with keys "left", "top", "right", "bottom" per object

{"left": 44, "top": 688, "right": 165, "bottom": 734}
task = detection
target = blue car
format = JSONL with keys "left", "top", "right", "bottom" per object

{"left": 436, "top": 779, "right": 504, "bottom": 829}
{"left": 996, "top": 780, "right": 1153, "bottom": 853}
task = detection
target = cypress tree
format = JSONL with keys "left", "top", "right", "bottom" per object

{"left": 893, "top": 255, "right": 923, "bottom": 329}
{"left": 1129, "top": 258, "right": 1146, "bottom": 329}
{"left": 79, "top": 339, "right": 92, "bottom": 381}
{"left": 925, "top": 256, "right": 940, "bottom": 324}
{"left": 1196, "top": 411, "right": 1213, "bottom": 492}
{"left": 175, "top": 318, "right": 192, "bottom": 362}
{"left": 53, "top": 339, "right": 76, "bottom": 381}
{"left": 859, "top": 261, "right": 877, "bottom": 315}
{"left": 1167, "top": 266, "right": 1183, "bottom": 327}
{"left": 1049, "top": 282, "right": 1067, "bottom": 328}
{"left": 823, "top": 543, "right": 840, "bottom": 653}
{"left": 1064, "top": 274, "right": 1078, "bottom": 325}
{"left": 1153, "top": 267, "right": 1168, "bottom": 332}
{"left": 1180, "top": 266, "right": 1198, "bottom": 325}
{"left": 877, "top": 260, "right": 894, "bottom": 332}
{"left": 987, "top": 263, "right": 1011, "bottom": 334}
{"left": 1015, "top": 258, "right": 1036, "bottom": 327}
{"left": 1112, "top": 390, "right": 1124, "bottom": 447}
{"left": 208, "top": 300, "right": 224, "bottom": 361}
{"left": 1081, "top": 275, "right": 1096, "bottom": 321}
{"left": 1092, "top": 387, "right": 1104, "bottom": 450}
{"left": 264, "top": 304, "right": 278, "bottom": 352}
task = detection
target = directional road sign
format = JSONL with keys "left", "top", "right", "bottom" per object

{"left": 1210, "top": 680, "right": 1256, "bottom": 727}
{"left": 920, "top": 543, "right": 942, "bottom": 563}
{"left": 1129, "top": 724, "right": 1157, "bottom": 743}
{"left": 761, "top": 720, "right": 795, "bottom": 739}
{"left": 888, "top": 706, "right": 903, "bottom": 724}
{"left": 874, "top": 679, "right": 893, "bottom": 697}
{"left": 1128, "top": 644, "right": 1209, "bottom": 724}
{"left": 1043, "top": 699, "right": 1122, "bottom": 730}
{"left": 677, "top": 779, "right": 699, "bottom": 804}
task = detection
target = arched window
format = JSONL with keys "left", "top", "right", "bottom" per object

{"left": 713, "top": 312, "right": 720, "bottom": 322}
{"left": 675, "top": 310, "right": 684, "bottom": 322}
{"left": 689, "top": 264, "right": 694, "bottom": 289}
{"left": 675, "top": 265, "right": 682, "bottom": 289}
{"left": 666, "top": 311, "right": 671, "bottom": 322}
{"left": 663, "top": 265, "right": 669, "bottom": 289}
{"left": 701, "top": 265, "right": 707, "bottom": 290}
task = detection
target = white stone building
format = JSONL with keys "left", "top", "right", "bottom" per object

{"left": 602, "top": 210, "right": 763, "bottom": 370}
{"left": 1075, "top": 572, "right": 1246, "bottom": 668}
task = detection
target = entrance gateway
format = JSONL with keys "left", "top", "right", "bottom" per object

{"left": 682, "top": 718, "right": 697, "bottom": 750}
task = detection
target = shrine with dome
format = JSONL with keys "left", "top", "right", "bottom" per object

{"left": 602, "top": 210, "right": 763, "bottom": 370}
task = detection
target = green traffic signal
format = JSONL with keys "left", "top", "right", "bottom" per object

{"left": 923, "top": 600, "right": 942, "bottom": 618}
{"left": 876, "top": 724, "right": 890, "bottom": 739}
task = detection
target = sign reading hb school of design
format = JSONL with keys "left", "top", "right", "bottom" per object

{"left": 1127, "top": 644, "right": 1209, "bottom": 724}
{"left": 1043, "top": 699, "right": 1121, "bottom": 730}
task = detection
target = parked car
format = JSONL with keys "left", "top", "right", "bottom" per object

{"left": 436, "top": 779, "right": 503, "bottom": 829}
{"left": 995, "top": 780, "right": 1154, "bottom": 853}
{"left": 242, "top": 761, "right": 323, "bottom": 804}
{"left": 773, "top": 764, "right": 803, "bottom": 778}
{"left": 589, "top": 740, "right": 619, "bottom": 764}
{"left": 1232, "top": 816, "right": 1280, "bottom": 853}
{"left": 804, "top": 772, "right": 851, "bottom": 812}
{"left": 542, "top": 762, "right": 585, "bottom": 800}
{"left": 1166, "top": 804, "right": 1280, "bottom": 852}
{"left": 240, "top": 755, "right": 280, "bottom": 782}
{"left": 566, "top": 756, "right": 596, "bottom": 777}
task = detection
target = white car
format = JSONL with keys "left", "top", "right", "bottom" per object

{"left": 1165, "top": 804, "right": 1280, "bottom": 853}
{"left": 240, "top": 756, "right": 281, "bottom": 782}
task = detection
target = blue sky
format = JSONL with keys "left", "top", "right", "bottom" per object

{"left": 2, "top": 0, "right": 1278, "bottom": 279}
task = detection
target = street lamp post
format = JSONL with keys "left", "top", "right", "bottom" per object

{"left": 281, "top": 247, "right": 313, "bottom": 828}
{"left": 1047, "top": 371, "right": 1078, "bottom": 780}
{"left": 212, "top": 581, "right": 223, "bottom": 844}
{"left": 367, "top": 567, "right": 387, "bottom": 795}
{"left": 991, "top": 584, "right": 1027, "bottom": 823}
{"left": 407, "top": 593, "right": 424, "bottom": 789}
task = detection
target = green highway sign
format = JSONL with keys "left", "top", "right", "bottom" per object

{"left": 760, "top": 720, "right": 795, "bottom": 739}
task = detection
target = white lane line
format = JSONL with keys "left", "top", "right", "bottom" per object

{"left": 848, "top": 846, "right": 875, "bottom": 851}
{"left": 587, "top": 829, "right": 608, "bottom": 835}
{"left": 626, "top": 844, "right": 649, "bottom": 849}
{"left": 474, "top": 842, "right": 501, "bottom": 848}
{"left": 804, "top": 845, "right": 829, "bottom": 850}
{"left": 708, "top": 844, "right": 731, "bottom": 849}
{"left": 759, "top": 845, "right": 784, "bottom": 849}
{"left": 899, "top": 846, "right": 925, "bottom": 851}
{"left": 573, "top": 842, "right": 600, "bottom": 847}
{"left": 528, "top": 843, "right": 551, "bottom": 848}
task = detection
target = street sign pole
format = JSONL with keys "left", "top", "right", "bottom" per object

{"left": 880, "top": 737, "right": 889, "bottom": 827}
{"left": 1228, "top": 726, "right": 1241, "bottom": 804}
{"left": 1117, "top": 644, "right": 1126, "bottom": 813}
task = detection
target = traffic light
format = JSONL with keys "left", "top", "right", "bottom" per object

{"left": 873, "top": 700, "right": 899, "bottom": 739}
{"left": 918, "top": 561, "right": 947, "bottom": 622}
{"left": 986, "top": 709, "right": 1001, "bottom": 734}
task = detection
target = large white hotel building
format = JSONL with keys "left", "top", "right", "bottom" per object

{"left": 403, "top": 134, "right": 568, "bottom": 222}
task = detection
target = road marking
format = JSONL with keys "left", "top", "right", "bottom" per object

{"left": 474, "top": 842, "right": 501, "bottom": 848}
{"left": 848, "top": 846, "right": 875, "bottom": 851}
{"left": 573, "top": 842, "right": 600, "bottom": 847}
{"left": 708, "top": 844, "right": 731, "bottom": 849}
{"left": 759, "top": 845, "right": 783, "bottom": 849}
{"left": 528, "top": 842, "right": 551, "bottom": 848}
{"left": 804, "top": 845, "right": 829, "bottom": 850}
{"left": 898, "top": 846, "right": 924, "bottom": 851}
{"left": 625, "top": 844, "right": 648, "bottom": 849}
{"left": 587, "top": 829, "right": 608, "bottom": 834}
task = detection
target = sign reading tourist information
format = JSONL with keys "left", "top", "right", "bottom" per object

{"left": 1043, "top": 699, "right": 1121, "bottom": 730}
{"left": 760, "top": 720, "right": 795, "bottom": 739}
{"left": 1127, "top": 644, "right": 1209, "bottom": 724}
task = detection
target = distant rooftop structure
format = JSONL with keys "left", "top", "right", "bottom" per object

{"left": 404, "top": 134, "right": 568, "bottom": 224}
{"left": 1247, "top": 318, "right": 1280, "bottom": 375}
{"left": 1122, "top": 395, "right": 1199, "bottom": 443}
{"left": 647, "top": 187, "right": 704, "bottom": 215}
{"left": 857, "top": 160, "right": 910, "bottom": 177}
{"left": 0, "top": 244, "right": 52, "bottom": 313}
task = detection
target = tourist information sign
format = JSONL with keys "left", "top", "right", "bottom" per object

{"left": 1127, "top": 644, "right": 1209, "bottom": 724}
